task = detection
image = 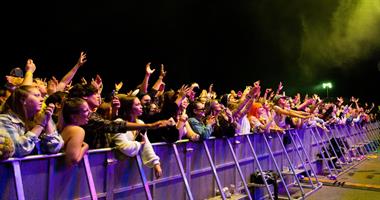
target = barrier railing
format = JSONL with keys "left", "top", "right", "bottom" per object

{"left": 1, "top": 122, "right": 379, "bottom": 200}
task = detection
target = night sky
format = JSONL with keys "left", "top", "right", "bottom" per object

{"left": 1, "top": 0, "right": 380, "bottom": 104}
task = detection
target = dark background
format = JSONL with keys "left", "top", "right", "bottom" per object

{"left": 1, "top": 0, "right": 380, "bottom": 104}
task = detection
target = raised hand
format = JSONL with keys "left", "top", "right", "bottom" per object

{"left": 47, "top": 76, "right": 59, "bottom": 95}
{"left": 25, "top": 59, "right": 36, "bottom": 73}
{"left": 76, "top": 52, "right": 87, "bottom": 67}
{"left": 160, "top": 64, "right": 167, "bottom": 77}
{"left": 91, "top": 74, "right": 103, "bottom": 92}
{"left": 145, "top": 62, "right": 155, "bottom": 75}
{"left": 276, "top": 81, "right": 283, "bottom": 94}
{"left": 178, "top": 84, "right": 191, "bottom": 97}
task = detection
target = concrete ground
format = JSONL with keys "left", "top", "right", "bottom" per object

{"left": 307, "top": 151, "right": 380, "bottom": 200}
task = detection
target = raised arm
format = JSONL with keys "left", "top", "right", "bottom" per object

{"left": 57, "top": 52, "right": 87, "bottom": 91}
{"left": 21, "top": 59, "right": 36, "bottom": 86}
{"left": 151, "top": 64, "right": 166, "bottom": 91}
{"left": 139, "top": 62, "right": 155, "bottom": 93}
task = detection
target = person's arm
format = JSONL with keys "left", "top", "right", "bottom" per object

{"left": 174, "top": 85, "right": 191, "bottom": 107}
{"left": 273, "top": 106, "right": 310, "bottom": 119}
{"left": 63, "top": 126, "right": 88, "bottom": 166}
{"left": 40, "top": 113, "right": 64, "bottom": 154}
{"left": 139, "top": 62, "right": 155, "bottom": 93}
{"left": 56, "top": 52, "right": 87, "bottom": 91}
{"left": 187, "top": 118, "right": 214, "bottom": 140}
{"left": 111, "top": 132, "right": 143, "bottom": 157}
{"left": 296, "top": 98, "right": 315, "bottom": 111}
{"left": 151, "top": 64, "right": 166, "bottom": 91}
{"left": 0, "top": 118, "right": 43, "bottom": 157}
{"left": 21, "top": 59, "right": 36, "bottom": 86}
{"left": 233, "top": 82, "right": 259, "bottom": 118}
{"left": 184, "top": 121, "right": 200, "bottom": 141}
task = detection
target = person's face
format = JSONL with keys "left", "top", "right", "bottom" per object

{"left": 149, "top": 103, "right": 159, "bottom": 115}
{"left": 132, "top": 98, "right": 143, "bottom": 117}
{"left": 25, "top": 87, "right": 44, "bottom": 113}
{"left": 73, "top": 102, "right": 91, "bottom": 125}
{"left": 141, "top": 95, "right": 151, "bottom": 106}
{"left": 181, "top": 97, "right": 189, "bottom": 109}
{"left": 211, "top": 101, "right": 222, "bottom": 112}
{"left": 193, "top": 102, "right": 206, "bottom": 118}
{"left": 258, "top": 107, "right": 265, "bottom": 116}
{"left": 85, "top": 93, "right": 101, "bottom": 110}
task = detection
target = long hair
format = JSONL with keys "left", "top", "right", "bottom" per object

{"left": 117, "top": 94, "right": 137, "bottom": 122}
{"left": 1, "top": 85, "right": 37, "bottom": 122}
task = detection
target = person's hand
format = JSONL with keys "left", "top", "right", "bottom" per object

{"left": 139, "top": 133, "right": 147, "bottom": 145}
{"left": 276, "top": 81, "right": 283, "bottom": 94}
{"left": 111, "top": 96, "right": 120, "bottom": 110}
{"left": 154, "top": 164, "right": 163, "bottom": 179}
{"left": 25, "top": 59, "right": 36, "bottom": 73}
{"left": 145, "top": 62, "right": 155, "bottom": 75}
{"left": 91, "top": 74, "right": 103, "bottom": 92}
{"left": 265, "top": 88, "right": 272, "bottom": 94}
{"left": 47, "top": 76, "right": 59, "bottom": 95}
{"left": 208, "top": 84, "right": 214, "bottom": 93}
{"left": 206, "top": 115, "right": 216, "bottom": 126}
{"left": 178, "top": 84, "right": 191, "bottom": 98}
{"left": 160, "top": 64, "right": 167, "bottom": 78}
{"left": 35, "top": 103, "right": 55, "bottom": 127}
{"left": 81, "top": 77, "right": 87, "bottom": 85}
{"left": 178, "top": 113, "right": 188, "bottom": 123}
{"left": 76, "top": 51, "right": 87, "bottom": 67}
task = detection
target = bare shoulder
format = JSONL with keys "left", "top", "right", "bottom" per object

{"left": 61, "top": 125, "right": 85, "bottom": 139}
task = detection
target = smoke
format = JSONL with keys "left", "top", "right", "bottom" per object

{"left": 298, "top": 0, "right": 380, "bottom": 78}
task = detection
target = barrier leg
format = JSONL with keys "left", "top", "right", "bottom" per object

{"left": 293, "top": 129, "right": 321, "bottom": 186}
{"left": 318, "top": 128, "right": 344, "bottom": 172}
{"left": 83, "top": 154, "right": 98, "bottom": 200}
{"left": 329, "top": 126, "right": 353, "bottom": 163}
{"left": 12, "top": 161, "right": 25, "bottom": 200}
{"left": 262, "top": 134, "right": 292, "bottom": 199}
{"left": 310, "top": 128, "right": 336, "bottom": 178}
{"left": 225, "top": 138, "right": 252, "bottom": 200}
{"left": 287, "top": 130, "right": 315, "bottom": 188}
{"left": 352, "top": 125, "right": 370, "bottom": 154}
{"left": 105, "top": 151, "right": 117, "bottom": 200}
{"left": 203, "top": 141, "right": 226, "bottom": 200}
{"left": 135, "top": 154, "right": 153, "bottom": 200}
{"left": 173, "top": 143, "right": 194, "bottom": 200}
{"left": 343, "top": 126, "right": 364, "bottom": 158}
{"left": 356, "top": 124, "right": 376, "bottom": 153}
{"left": 365, "top": 124, "right": 380, "bottom": 147}
{"left": 245, "top": 135, "right": 274, "bottom": 200}
{"left": 275, "top": 132, "right": 305, "bottom": 198}
{"left": 314, "top": 128, "right": 340, "bottom": 175}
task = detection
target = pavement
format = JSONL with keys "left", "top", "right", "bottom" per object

{"left": 307, "top": 151, "right": 380, "bottom": 200}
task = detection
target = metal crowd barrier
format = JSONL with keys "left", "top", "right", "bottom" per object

{"left": 1, "top": 122, "right": 379, "bottom": 200}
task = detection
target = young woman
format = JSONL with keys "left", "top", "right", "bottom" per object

{"left": 0, "top": 85, "right": 63, "bottom": 157}
{"left": 60, "top": 97, "right": 91, "bottom": 166}
{"left": 109, "top": 94, "right": 162, "bottom": 179}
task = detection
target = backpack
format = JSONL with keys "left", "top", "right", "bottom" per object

{"left": 250, "top": 170, "right": 279, "bottom": 200}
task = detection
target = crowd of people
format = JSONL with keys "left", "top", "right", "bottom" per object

{"left": 0, "top": 52, "right": 378, "bottom": 179}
